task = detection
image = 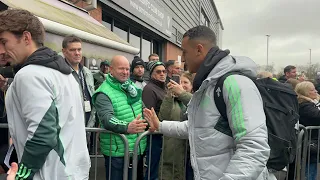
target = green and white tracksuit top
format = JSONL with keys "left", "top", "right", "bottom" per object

{"left": 93, "top": 75, "right": 146, "bottom": 157}
{"left": 159, "top": 55, "right": 276, "bottom": 180}
{"left": 6, "top": 47, "right": 90, "bottom": 180}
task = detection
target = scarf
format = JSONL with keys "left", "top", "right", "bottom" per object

{"left": 193, "top": 47, "right": 230, "bottom": 92}
{"left": 108, "top": 75, "right": 142, "bottom": 105}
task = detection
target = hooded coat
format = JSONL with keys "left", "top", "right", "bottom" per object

{"left": 6, "top": 47, "right": 90, "bottom": 180}
{"left": 159, "top": 47, "right": 275, "bottom": 180}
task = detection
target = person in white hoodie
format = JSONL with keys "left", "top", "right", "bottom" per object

{"left": 144, "top": 25, "right": 276, "bottom": 180}
{"left": 0, "top": 9, "right": 90, "bottom": 180}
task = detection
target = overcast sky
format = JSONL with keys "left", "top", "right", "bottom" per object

{"left": 215, "top": 0, "right": 320, "bottom": 72}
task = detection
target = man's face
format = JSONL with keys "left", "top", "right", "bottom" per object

{"left": 110, "top": 59, "right": 130, "bottom": 83}
{"left": 133, "top": 65, "right": 144, "bottom": 77}
{"left": 181, "top": 37, "right": 205, "bottom": 73}
{"left": 0, "top": 31, "right": 28, "bottom": 65}
{"left": 0, "top": 43, "right": 11, "bottom": 66}
{"left": 101, "top": 65, "right": 109, "bottom": 74}
{"left": 152, "top": 65, "right": 166, "bottom": 82}
{"left": 149, "top": 55, "right": 159, "bottom": 62}
{"left": 286, "top": 68, "right": 297, "bottom": 79}
{"left": 169, "top": 64, "right": 181, "bottom": 75}
{"left": 63, "top": 42, "right": 82, "bottom": 66}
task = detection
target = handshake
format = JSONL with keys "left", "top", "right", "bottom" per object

{"left": 127, "top": 108, "right": 160, "bottom": 134}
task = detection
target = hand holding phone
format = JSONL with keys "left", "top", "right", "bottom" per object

{"left": 171, "top": 75, "right": 180, "bottom": 84}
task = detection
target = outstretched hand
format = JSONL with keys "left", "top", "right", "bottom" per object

{"left": 7, "top": 162, "right": 18, "bottom": 180}
{"left": 143, "top": 108, "right": 160, "bottom": 132}
{"left": 127, "top": 115, "right": 148, "bottom": 134}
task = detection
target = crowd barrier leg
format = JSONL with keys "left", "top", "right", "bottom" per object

{"left": 86, "top": 128, "right": 129, "bottom": 180}
{"left": 132, "top": 131, "right": 162, "bottom": 180}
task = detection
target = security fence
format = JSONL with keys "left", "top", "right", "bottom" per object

{"left": 2, "top": 123, "right": 320, "bottom": 180}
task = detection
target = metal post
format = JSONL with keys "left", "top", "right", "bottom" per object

{"left": 309, "top": 49, "right": 312, "bottom": 65}
{"left": 266, "top": 35, "right": 270, "bottom": 66}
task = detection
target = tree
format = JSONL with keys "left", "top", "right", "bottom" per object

{"left": 257, "top": 63, "right": 275, "bottom": 74}
{"left": 296, "top": 63, "right": 320, "bottom": 81}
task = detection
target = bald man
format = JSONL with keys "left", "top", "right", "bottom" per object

{"left": 92, "top": 55, "right": 147, "bottom": 180}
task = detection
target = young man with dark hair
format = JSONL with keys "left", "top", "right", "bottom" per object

{"left": 130, "top": 56, "right": 146, "bottom": 89}
{"left": 143, "top": 53, "right": 160, "bottom": 82}
{"left": 279, "top": 65, "right": 297, "bottom": 83}
{"left": 0, "top": 9, "right": 90, "bottom": 179}
{"left": 148, "top": 53, "right": 159, "bottom": 62}
{"left": 93, "top": 60, "right": 109, "bottom": 89}
{"left": 62, "top": 35, "right": 96, "bottom": 128}
{"left": 144, "top": 25, "right": 275, "bottom": 180}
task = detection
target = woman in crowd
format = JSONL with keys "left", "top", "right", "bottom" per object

{"left": 295, "top": 81, "right": 320, "bottom": 180}
{"left": 158, "top": 72, "right": 194, "bottom": 180}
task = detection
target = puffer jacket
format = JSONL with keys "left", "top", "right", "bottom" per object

{"left": 159, "top": 50, "right": 275, "bottom": 180}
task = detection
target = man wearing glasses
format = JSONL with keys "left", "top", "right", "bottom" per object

{"left": 143, "top": 53, "right": 159, "bottom": 82}
{"left": 142, "top": 61, "right": 167, "bottom": 180}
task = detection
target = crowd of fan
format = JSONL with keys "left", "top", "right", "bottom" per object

{"left": 1, "top": 8, "right": 320, "bottom": 180}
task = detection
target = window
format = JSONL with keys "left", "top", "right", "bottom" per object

{"left": 153, "top": 40, "right": 160, "bottom": 55}
{"left": 176, "top": 31, "right": 183, "bottom": 44}
{"left": 201, "top": 9, "right": 210, "bottom": 27}
{"left": 102, "top": 15, "right": 112, "bottom": 30}
{"left": 114, "top": 20, "right": 129, "bottom": 42}
{"left": 130, "top": 33, "right": 141, "bottom": 57}
{"left": 141, "top": 37, "right": 151, "bottom": 62}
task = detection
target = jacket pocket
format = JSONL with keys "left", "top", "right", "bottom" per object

{"left": 267, "top": 133, "right": 291, "bottom": 171}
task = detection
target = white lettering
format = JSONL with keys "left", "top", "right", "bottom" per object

{"left": 130, "top": 0, "right": 163, "bottom": 27}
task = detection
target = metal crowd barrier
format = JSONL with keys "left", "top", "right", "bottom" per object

{"left": 86, "top": 127, "right": 130, "bottom": 180}
{"left": 0, "top": 124, "right": 131, "bottom": 180}
{"left": 132, "top": 131, "right": 191, "bottom": 180}
{"left": 5, "top": 122, "right": 320, "bottom": 180}
{"left": 299, "top": 126, "right": 320, "bottom": 180}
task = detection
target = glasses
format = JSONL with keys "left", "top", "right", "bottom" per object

{"left": 150, "top": 59, "right": 159, "bottom": 61}
{"left": 155, "top": 70, "right": 166, "bottom": 74}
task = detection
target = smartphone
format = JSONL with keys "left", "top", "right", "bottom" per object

{"left": 171, "top": 75, "right": 180, "bottom": 84}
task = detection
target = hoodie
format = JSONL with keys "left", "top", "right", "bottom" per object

{"left": 6, "top": 47, "right": 90, "bottom": 180}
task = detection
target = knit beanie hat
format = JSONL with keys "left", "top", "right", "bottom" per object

{"left": 147, "top": 61, "right": 165, "bottom": 75}
{"left": 131, "top": 56, "right": 145, "bottom": 72}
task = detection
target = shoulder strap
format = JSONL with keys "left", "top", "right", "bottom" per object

{"left": 214, "top": 71, "right": 251, "bottom": 120}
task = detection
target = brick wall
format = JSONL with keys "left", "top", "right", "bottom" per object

{"left": 74, "top": 1, "right": 102, "bottom": 23}
{"left": 164, "top": 42, "right": 182, "bottom": 62}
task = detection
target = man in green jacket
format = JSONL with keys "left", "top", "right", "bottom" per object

{"left": 93, "top": 55, "right": 147, "bottom": 180}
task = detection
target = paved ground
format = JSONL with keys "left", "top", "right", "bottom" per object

{"left": 89, "top": 157, "right": 106, "bottom": 180}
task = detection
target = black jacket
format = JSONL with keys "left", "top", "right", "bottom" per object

{"left": 299, "top": 101, "right": 320, "bottom": 128}
{"left": 299, "top": 101, "right": 320, "bottom": 162}
{"left": 278, "top": 75, "right": 287, "bottom": 83}
{"left": 142, "top": 78, "right": 166, "bottom": 115}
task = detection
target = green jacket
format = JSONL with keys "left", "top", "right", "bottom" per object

{"left": 158, "top": 91, "right": 192, "bottom": 180}
{"left": 93, "top": 74, "right": 146, "bottom": 157}
{"left": 93, "top": 71, "right": 106, "bottom": 90}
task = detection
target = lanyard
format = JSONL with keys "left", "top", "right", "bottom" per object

{"left": 78, "top": 70, "right": 88, "bottom": 101}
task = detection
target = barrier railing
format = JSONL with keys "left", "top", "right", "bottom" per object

{"left": 300, "top": 126, "right": 320, "bottom": 180}
{"left": 4, "top": 122, "right": 320, "bottom": 180}
{"left": 86, "top": 127, "right": 130, "bottom": 180}
{"left": 0, "top": 124, "right": 130, "bottom": 180}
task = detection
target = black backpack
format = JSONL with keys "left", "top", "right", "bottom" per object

{"left": 214, "top": 72, "right": 299, "bottom": 171}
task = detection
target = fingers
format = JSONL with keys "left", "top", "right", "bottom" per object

{"left": 151, "top": 107, "right": 156, "bottom": 116}
{"left": 7, "top": 162, "right": 18, "bottom": 179}
{"left": 169, "top": 79, "right": 178, "bottom": 85}
{"left": 135, "top": 114, "right": 141, "bottom": 120}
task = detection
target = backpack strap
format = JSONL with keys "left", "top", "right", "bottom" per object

{"left": 214, "top": 71, "right": 247, "bottom": 137}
